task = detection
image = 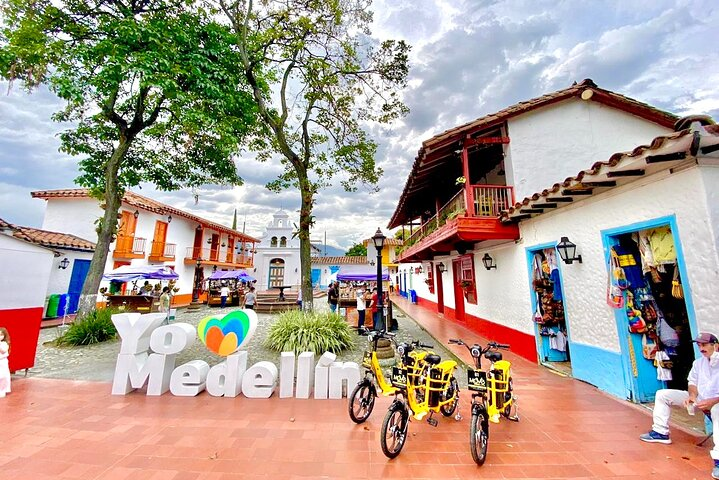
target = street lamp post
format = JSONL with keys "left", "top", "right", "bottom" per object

{"left": 372, "top": 228, "right": 386, "bottom": 332}
{"left": 188, "top": 259, "right": 203, "bottom": 310}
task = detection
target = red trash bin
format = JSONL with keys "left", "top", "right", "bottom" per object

{"left": 0, "top": 306, "right": 42, "bottom": 373}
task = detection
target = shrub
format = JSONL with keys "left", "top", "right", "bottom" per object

{"left": 57, "top": 308, "right": 118, "bottom": 346}
{"left": 264, "top": 310, "right": 354, "bottom": 354}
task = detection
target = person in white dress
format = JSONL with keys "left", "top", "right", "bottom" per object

{"left": 0, "top": 327, "right": 11, "bottom": 397}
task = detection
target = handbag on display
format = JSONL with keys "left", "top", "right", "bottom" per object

{"left": 658, "top": 313, "right": 680, "bottom": 347}
{"left": 642, "top": 333, "right": 658, "bottom": 360}
{"left": 606, "top": 252, "right": 625, "bottom": 309}
{"left": 671, "top": 261, "right": 684, "bottom": 299}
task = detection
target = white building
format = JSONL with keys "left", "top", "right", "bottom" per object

{"left": 389, "top": 79, "right": 719, "bottom": 403}
{"left": 252, "top": 210, "right": 302, "bottom": 289}
{"left": 31, "top": 189, "right": 260, "bottom": 307}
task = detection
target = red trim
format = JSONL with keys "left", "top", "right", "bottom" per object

{"left": 415, "top": 296, "right": 537, "bottom": 362}
{"left": 0, "top": 307, "right": 42, "bottom": 372}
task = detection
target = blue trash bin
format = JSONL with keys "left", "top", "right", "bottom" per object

{"left": 410, "top": 290, "right": 417, "bottom": 304}
{"left": 57, "top": 293, "right": 70, "bottom": 317}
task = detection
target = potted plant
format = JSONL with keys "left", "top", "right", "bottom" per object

{"left": 424, "top": 278, "right": 432, "bottom": 286}
{"left": 459, "top": 279, "right": 474, "bottom": 290}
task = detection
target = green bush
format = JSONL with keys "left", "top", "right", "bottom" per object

{"left": 264, "top": 310, "right": 354, "bottom": 354}
{"left": 57, "top": 308, "right": 118, "bottom": 346}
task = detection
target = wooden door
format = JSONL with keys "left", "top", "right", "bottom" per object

{"left": 452, "top": 259, "right": 465, "bottom": 321}
{"left": 193, "top": 227, "right": 203, "bottom": 259}
{"left": 152, "top": 221, "right": 167, "bottom": 257}
{"left": 436, "top": 263, "right": 444, "bottom": 314}
{"left": 117, "top": 211, "right": 137, "bottom": 253}
{"left": 226, "top": 237, "right": 235, "bottom": 262}
{"left": 269, "top": 259, "right": 285, "bottom": 287}
{"left": 210, "top": 234, "right": 219, "bottom": 261}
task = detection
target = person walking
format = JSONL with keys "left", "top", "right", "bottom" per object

{"left": 220, "top": 284, "right": 230, "bottom": 308}
{"left": 328, "top": 282, "right": 339, "bottom": 313}
{"left": 244, "top": 287, "right": 256, "bottom": 310}
{"left": 370, "top": 287, "right": 384, "bottom": 332}
{"left": 159, "top": 287, "right": 172, "bottom": 324}
{"left": 356, "top": 286, "right": 366, "bottom": 334}
{"left": 640, "top": 332, "right": 719, "bottom": 479}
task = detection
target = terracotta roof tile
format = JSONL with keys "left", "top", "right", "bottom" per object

{"left": 31, "top": 188, "right": 260, "bottom": 242}
{"left": 12, "top": 226, "right": 96, "bottom": 251}
{"left": 362, "top": 237, "right": 403, "bottom": 246}
{"left": 501, "top": 120, "right": 719, "bottom": 222}
{"left": 311, "top": 256, "right": 369, "bottom": 264}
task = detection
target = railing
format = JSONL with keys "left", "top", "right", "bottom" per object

{"left": 186, "top": 247, "right": 253, "bottom": 266}
{"left": 115, "top": 235, "right": 146, "bottom": 255}
{"left": 234, "top": 254, "right": 252, "bottom": 265}
{"left": 406, "top": 190, "right": 466, "bottom": 247}
{"left": 472, "top": 185, "right": 514, "bottom": 217}
{"left": 150, "top": 241, "right": 176, "bottom": 259}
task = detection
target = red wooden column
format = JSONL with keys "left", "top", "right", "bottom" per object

{"left": 461, "top": 138, "right": 474, "bottom": 215}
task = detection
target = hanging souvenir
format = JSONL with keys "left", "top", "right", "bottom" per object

{"left": 625, "top": 291, "right": 647, "bottom": 334}
{"left": 671, "top": 261, "right": 684, "bottom": 299}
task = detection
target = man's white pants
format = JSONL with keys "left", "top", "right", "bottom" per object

{"left": 653, "top": 389, "right": 719, "bottom": 460}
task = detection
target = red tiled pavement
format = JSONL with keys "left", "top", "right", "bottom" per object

{"left": 0, "top": 296, "right": 713, "bottom": 479}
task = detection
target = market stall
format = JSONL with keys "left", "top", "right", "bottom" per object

{"left": 102, "top": 265, "right": 179, "bottom": 313}
{"left": 207, "top": 270, "right": 255, "bottom": 307}
{"left": 336, "top": 265, "right": 392, "bottom": 328}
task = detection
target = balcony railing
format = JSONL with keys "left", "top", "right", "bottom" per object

{"left": 149, "top": 241, "right": 176, "bottom": 260}
{"left": 186, "top": 247, "right": 254, "bottom": 266}
{"left": 115, "top": 235, "right": 146, "bottom": 256}
{"left": 403, "top": 184, "right": 515, "bottom": 250}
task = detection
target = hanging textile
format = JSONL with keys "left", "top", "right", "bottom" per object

{"left": 611, "top": 244, "right": 645, "bottom": 289}
{"left": 646, "top": 226, "right": 676, "bottom": 264}
{"left": 549, "top": 330, "right": 567, "bottom": 352}
{"left": 636, "top": 231, "right": 663, "bottom": 282}
{"left": 654, "top": 351, "right": 673, "bottom": 381}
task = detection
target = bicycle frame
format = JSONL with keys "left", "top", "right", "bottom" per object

{"left": 360, "top": 349, "right": 396, "bottom": 396}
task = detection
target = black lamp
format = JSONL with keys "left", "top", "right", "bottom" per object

{"left": 196, "top": 259, "right": 202, "bottom": 268}
{"left": 372, "top": 228, "right": 387, "bottom": 332}
{"left": 133, "top": 210, "right": 139, "bottom": 219}
{"left": 482, "top": 253, "right": 497, "bottom": 270}
{"left": 369, "top": 260, "right": 375, "bottom": 266}
{"left": 437, "top": 262, "right": 447, "bottom": 273}
{"left": 58, "top": 257, "right": 70, "bottom": 269}
{"left": 167, "top": 215, "right": 172, "bottom": 223}
{"left": 213, "top": 265, "right": 217, "bottom": 272}
{"left": 556, "top": 236, "right": 582, "bottom": 264}
{"left": 416, "top": 265, "right": 423, "bottom": 274}
{"left": 207, "top": 238, "right": 212, "bottom": 244}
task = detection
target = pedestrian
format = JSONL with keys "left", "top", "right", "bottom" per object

{"left": 356, "top": 287, "right": 366, "bottom": 334}
{"left": 328, "top": 281, "right": 339, "bottom": 313}
{"left": 220, "top": 283, "right": 230, "bottom": 308}
{"left": 159, "top": 287, "right": 172, "bottom": 323}
{"left": 297, "top": 287, "right": 303, "bottom": 310}
{"left": 389, "top": 279, "right": 394, "bottom": 294}
{"left": 370, "top": 287, "right": 384, "bottom": 332}
{"left": 244, "top": 287, "right": 256, "bottom": 310}
{"left": 0, "top": 327, "right": 10, "bottom": 398}
{"left": 640, "top": 332, "right": 719, "bottom": 479}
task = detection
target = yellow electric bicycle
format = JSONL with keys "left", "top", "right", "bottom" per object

{"left": 349, "top": 329, "right": 433, "bottom": 423}
{"left": 449, "top": 338, "right": 518, "bottom": 466}
{"left": 380, "top": 340, "right": 460, "bottom": 458}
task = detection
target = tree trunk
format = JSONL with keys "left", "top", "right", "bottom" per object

{"left": 298, "top": 174, "right": 314, "bottom": 312}
{"left": 76, "top": 137, "right": 131, "bottom": 317}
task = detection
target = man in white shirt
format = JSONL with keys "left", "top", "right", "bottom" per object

{"left": 355, "top": 287, "right": 366, "bottom": 334}
{"left": 640, "top": 332, "right": 719, "bottom": 479}
{"left": 220, "top": 284, "right": 230, "bottom": 308}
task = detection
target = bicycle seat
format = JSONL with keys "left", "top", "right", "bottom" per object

{"left": 485, "top": 351, "right": 503, "bottom": 362}
{"left": 424, "top": 354, "right": 441, "bottom": 365}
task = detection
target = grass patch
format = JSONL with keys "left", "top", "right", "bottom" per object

{"left": 56, "top": 308, "right": 118, "bottom": 346}
{"left": 264, "top": 310, "right": 354, "bottom": 354}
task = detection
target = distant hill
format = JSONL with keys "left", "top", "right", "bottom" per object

{"left": 311, "top": 244, "right": 347, "bottom": 257}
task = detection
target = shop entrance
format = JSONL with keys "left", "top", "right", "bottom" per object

{"left": 529, "top": 245, "right": 572, "bottom": 376}
{"left": 603, "top": 218, "right": 694, "bottom": 403}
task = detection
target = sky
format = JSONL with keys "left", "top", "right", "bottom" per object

{"left": 0, "top": 0, "right": 717, "bottom": 251}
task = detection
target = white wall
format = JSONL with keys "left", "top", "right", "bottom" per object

{"left": 507, "top": 99, "right": 672, "bottom": 202}
{"left": 42, "top": 197, "right": 102, "bottom": 242}
{"left": 253, "top": 250, "right": 301, "bottom": 289}
{"left": 45, "top": 250, "right": 94, "bottom": 297}
{"left": 0, "top": 235, "right": 54, "bottom": 309}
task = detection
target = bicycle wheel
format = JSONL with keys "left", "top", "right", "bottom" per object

{"left": 470, "top": 407, "right": 489, "bottom": 466}
{"left": 502, "top": 378, "right": 513, "bottom": 418}
{"left": 380, "top": 405, "right": 409, "bottom": 458}
{"left": 440, "top": 376, "right": 459, "bottom": 417}
{"left": 348, "top": 382, "right": 376, "bottom": 424}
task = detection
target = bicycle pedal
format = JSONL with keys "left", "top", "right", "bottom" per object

{"left": 427, "top": 418, "right": 438, "bottom": 427}
{"left": 454, "top": 413, "right": 462, "bottom": 421}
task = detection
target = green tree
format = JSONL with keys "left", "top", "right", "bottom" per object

{"left": 217, "top": 0, "right": 410, "bottom": 311}
{"left": 1, "top": 0, "right": 261, "bottom": 315}
{"left": 345, "top": 243, "right": 367, "bottom": 257}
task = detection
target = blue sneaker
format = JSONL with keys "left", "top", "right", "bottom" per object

{"left": 639, "top": 430, "right": 671, "bottom": 444}
{"left": 712, "top": 460, "right": 719, "bottom": 480}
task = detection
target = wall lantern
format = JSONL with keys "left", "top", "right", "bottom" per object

{"left": 369, "top": 260, "right": 375, "bottom": 266}
{"left": 254, "top": 268, "right": 257, "bottom": 273}
{"left": 556, "top": 236, "right": 583, "bottom": 264}
{"left": 207, "top": 238, "right": 212, "bottom": 244}
{"left": 221, "top": 242, "right": 226, "bottom": 247}
{"left": 437, "top": 262, "right": 447, "bottom": 273}
{"left": 133, "top": 210, "right": 139, "bottom": 219}
{"left": 196, "top": 224, "right": 202, "bottom": 231}
{"left": 415, "top": 266, "right": 423, "bottom": 274}
{"left": 213, "top": 265, "right": 218, "bottom": 272}
{"left": 481, "top": 253, "right": 497, "bottom": 270}
{"left": 58, "top": 257, "right": 70, "bottom": 269}
{"left": 167, "top": 215, "right": 172, "bottom": 224}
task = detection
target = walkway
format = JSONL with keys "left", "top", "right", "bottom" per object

{"left": 0, "top": 300, "right": 712, "bottom": 479}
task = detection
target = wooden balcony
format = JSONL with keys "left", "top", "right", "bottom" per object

{"left": 148, "top": 241, "right": 176, "bottom": 262}
{"left": 184, "top": 247, "right": 254, "bottom": 268}
{"left": 399, "top": 185, "right": 519, "bottom": 262}
{"left": 113, "top": 235, "right": 146, "bottom": 259}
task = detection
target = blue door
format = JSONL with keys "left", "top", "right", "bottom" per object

{"left": 67, "top": 259, "right": 91, "bottom": 314}
{"left": 311, "top": 268, "right": 321, "bottom": 287}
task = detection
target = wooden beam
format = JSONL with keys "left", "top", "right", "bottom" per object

{"left": 519, "top": 208, "right": 543, "bottom": 214}
{"left": 645, "top": 152, "right": 686, "bottom": 163}
{"left": 581, "top": 181, "right": 616, "bottom": 187}
{"left": 532, "top": 203, "right": 558, "bottom": 209}
{"left": 511, "top": 214, "right": 531, "bottom": 221}
{"left": 548, "top": 197, "right": 574, "bottom": 202}
{"left": 561, "top": 189, "right": 593, "bottom": 196}
{"left": 464, "top": 136, "right": 511, "bottom": 148}
{"left": 607, "top": 169, "right": 645, "bottom": 177}
{"left": 701, "top": 143, "right": 719, "bottom": 154}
